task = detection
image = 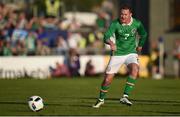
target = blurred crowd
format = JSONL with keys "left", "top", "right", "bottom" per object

{"left": 0, "top": 0, "right": 115, "bottom": 56}
{"left": 1, "top": 0, "right": 179, "bottom": 78}
{"left": 148, "top": 39, "right": 180, "bottom": 78}
{"left": 49, "top": 48, "right": 96, "bottom": 77}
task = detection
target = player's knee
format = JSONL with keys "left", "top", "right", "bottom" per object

{"left": 103, "top": 74, "right": 114, "bottom": 86}
{"left": 130, "top": 71, "right": 138, "bottom": 78}
{"left": 129, "top": 64, "right": 139, "bottom": 78}
{"left": 102, "top": 79, "right": 111, "bottom": 86}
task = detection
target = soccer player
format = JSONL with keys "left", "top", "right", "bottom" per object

{"left": 93, "top": 4, "right": 147, "bottom": 108}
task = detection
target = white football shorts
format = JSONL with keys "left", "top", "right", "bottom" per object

{"left": 105, "top": 53, "right": 139, "bottom": 74}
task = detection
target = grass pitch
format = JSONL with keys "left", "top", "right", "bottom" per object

{"left": 0, "top": 77, "right": 180, "bottom": 116}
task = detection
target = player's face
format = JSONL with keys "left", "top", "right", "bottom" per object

{"left": 120, "top": 9, "right": 132, "bottom": 24}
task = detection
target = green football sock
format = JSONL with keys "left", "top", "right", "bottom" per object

{"left": 124, "top": 76, "right": 136, "bottom": 96}
{"left": 99, "top": 85, "right": 110, "bottom": 100}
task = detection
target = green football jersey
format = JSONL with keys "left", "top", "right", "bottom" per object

{"left": 104, "top": 18, "right": 147, "bottom": 56}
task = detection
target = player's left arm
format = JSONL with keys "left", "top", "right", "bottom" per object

{"left": 136, "top": 21, "right": 147, "bottom": 53}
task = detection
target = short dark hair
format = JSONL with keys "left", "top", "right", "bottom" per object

{"left": 119, "top": 4, "right": 132, "bottom": 13}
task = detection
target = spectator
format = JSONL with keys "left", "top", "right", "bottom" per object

{"left": 45, "top": 0, "right": 60, "bottom": 18}
{"left": 0, "top": 14, "right": 7, "bottom": 30}
{"left": 55, "top": 36, "right": 68, "bottom": 55}
{"left": 96, "top": 11, "right": 107, "bottom": 29}
{"left": 0, "top": 37, "right": 3, "bottom": 55}
{"left": 26, "top": 31, "right": 37, "bottom": 55}
{"left": 149, "top": 41, "right": 167, "bottom": 79}
{"left": 64, "top": 48, "right": 81, "bottom": 77}
{"left": 79, "top": 37, "right": 87, "bottom": 49}
{"left": 0, "top": 1, "right": 118, "bottom": 56}
{"left": 49, "top": 61, "right": 70, "bottom": 77}
{"left": 88, "top": 32, "right": 96, "bottom": 46}
{"left": 173, "top": 39, "right": 180, "bottom": 78}
{"left": 69, "top": 17, "right": 81, "bottom": 31}
{"left": 3, "top": 41, "right": 12, "bottom": 56}
{"left": 85, "top": 59, "right": 95, "bottom": 76}
{"left": 16, "top": 12, "right": 28, "bottom": 29}
{"left": 101, "top": 0, "right": 114, "bottom": 25}
{"left": 150, "top": 48, "right": 160, "bottom": 78}
{"left": 36, "top": 39, "right": 50, "bottom": 55}
{"left": 11, "top": 25, "right": 28, "bottom": 47}
{"left": 67, "top": 32, "right": 81, "bottom": 49}
{"left": 78, "top": 34, "right": 87, "bottom": 52}
{"left": 42, "top": 16, "right": 58, "bottom": 29}
{"left": 26, "top": 16, "right": 40, "bottom": 32}
{"left": 15, "top": 40, "right": 27, "bottom": 56}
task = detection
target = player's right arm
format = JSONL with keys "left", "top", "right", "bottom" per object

{"left": 105, "top": 40, "right": 116, "bottom": 51}
{"left": 103, "top": 20, "right": 117, "bottom": 51}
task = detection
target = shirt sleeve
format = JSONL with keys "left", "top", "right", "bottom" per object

{"left": 137, "top": 21, "right": 147, "bottom": 47}
{"left": 103, "top": 21, "right": 116, "bottom": 43}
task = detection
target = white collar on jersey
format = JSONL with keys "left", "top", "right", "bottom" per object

{"left": 122, "top": 17, "right": 133, "bottom": 26}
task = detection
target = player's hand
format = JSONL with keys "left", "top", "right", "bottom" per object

{"left": 136, "top": 46, "right": 142, "bottom": 54}
{"left": 110, "top": 43, "right": 117, "bottom": 51}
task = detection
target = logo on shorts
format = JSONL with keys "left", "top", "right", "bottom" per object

{"left": 136, "top": 57, "right": 139, "bottom": 63}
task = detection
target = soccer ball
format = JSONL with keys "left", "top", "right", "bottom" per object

{"left": 28, "top": 96, "right": 44, "bottom": 112}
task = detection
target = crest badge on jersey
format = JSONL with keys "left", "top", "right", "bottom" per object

{"left": 118, "top": 30, "right": 123, "bottom": 33}
{"left": 131, "top": 28, "right": 137, "bottom": 34}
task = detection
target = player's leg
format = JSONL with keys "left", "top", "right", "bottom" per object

{"left": 92, "top": 73, "right": 114, "bottom": 108}
{"left": 99, "top": 74, "right": 114, "bottom": 100}
{"left": 120, "top": 54, "right": 139, "bottom": 106}
{"left": 93, "top": 56, "right": 124, "bottom": 108}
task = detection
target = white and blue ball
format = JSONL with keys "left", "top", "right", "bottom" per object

{"left": 28, "top": 96, "right": 44, "bottom": 112}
